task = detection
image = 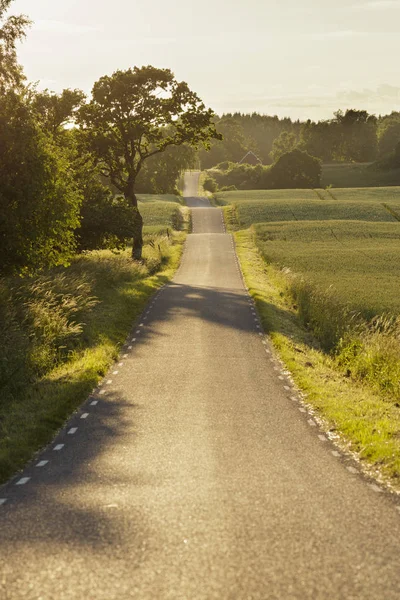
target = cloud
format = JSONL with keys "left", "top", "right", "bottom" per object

{"left": 212, "top": 84, "right": 400, "bottom": 121}
{"left": 310, "top": 30, "right": 368, "bottom": 40}
{"left": 34, "top": 20, "right": 104, "bottom": 35}
{"left": 349, "top": 1, "right": 400, "bottom": 10}
{"left": 337, "top": 84, "right": 400, "bottom": 104}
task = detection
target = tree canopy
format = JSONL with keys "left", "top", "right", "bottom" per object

{"left": 78, "top": 66, "right": 221, "bottom": 258}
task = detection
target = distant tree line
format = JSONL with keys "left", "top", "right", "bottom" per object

{"left": 199, "top": 109, "right": 400, "bottom": 168}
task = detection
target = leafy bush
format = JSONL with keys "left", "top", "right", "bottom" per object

{"left": 203, "top": 175, "right": 218, "bottom": 193}
{"left": 269, "top": 149, "right": 322, "bottom": 188}
{"left": 207, "top": 149, "right": 321, "bottom": 190}
{"left": 77, "top": 180, "right": 134, "bottom": 251}
{"left": 0, "top": 91, "right": 81, "bottom": 274}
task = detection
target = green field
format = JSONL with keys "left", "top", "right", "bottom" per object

{"left": 227, "top": 185, "right": 400, "bottom": 481}
{"left": 137, "top": 194, "right": 185, "bottom": 233}
{"left": 219, "top": 187, "right": 400, "bottom": 317}
{"left": 321, "top": 163, "right": 400, "bottom": 188}
{"left": 254, "top": 220, "right": 400, "bottom": 317}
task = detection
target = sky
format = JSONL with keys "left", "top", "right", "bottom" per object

{"left": 11, "top": 0, "right": 400, "bottom": 121}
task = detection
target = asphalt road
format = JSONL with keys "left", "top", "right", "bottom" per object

{"left": 1, "top": 171, "right": 400, "bottom": 599}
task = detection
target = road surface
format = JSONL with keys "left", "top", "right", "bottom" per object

{"left": 0, "top": 171, "right": 399, "bottom": 599}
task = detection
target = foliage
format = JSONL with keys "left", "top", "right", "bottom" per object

{"left": 0, "top": 91, "right": 81, "bottom": 274}
{"left": 333, "top": 109, "right": 378, "bottom": 162}
{"left": 136, "top": 143, "right": 196, "bottom": 194}
{"left": 78, "top": 65, "right": 220, "bottom": 258}
{"left": 0, "top": 0, "right": 31, "bottom": 91}
{"left": 203, "top": 175, "right": 218, "bottom": 193}
{"left": 270, "top": 131, "right": 298, "bottom": 162}
{"left": 268, "top": 149, "right": 321, "bottom": 188}
{"left": 377, "top": 112, "right": 400, "bottom": 157}
{"left": 32, "top": 88, "right": 86, "bottom": 136}
{"left": 0, "top": 231, "right": 185, "bottom": 482}
{"left": 209, "top": 149, "right": 321, "bottom": 190}
{"left": 200, "top": 109, "right": 384, "bottom": 169}
{"left": 199, "top": 116, "right": 250, "bottom": 169}
{"left": 77, "top": 178, "right": 134, "bottom": 251}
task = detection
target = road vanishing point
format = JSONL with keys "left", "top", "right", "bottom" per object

{"left": 0, "top": 172, "right": 400, "bottom": 599}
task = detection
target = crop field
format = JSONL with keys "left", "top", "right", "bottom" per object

{"left": 217, "top": 187, "right": 400, "bottom": 230}
{"left": 220, "top": 187, "right": 400, "bottom": 318}
{"left": 254, "top": 220, "right": 400, "bottom": 316}
{"left": 138, "top": 194, "right": 184, "bottom": 233}
{"left": 321, "top": 163, "right": 400, "bottom": 188}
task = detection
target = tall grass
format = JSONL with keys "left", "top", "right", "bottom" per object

{"left": 0, "top": 230, "right": 184, "bottom": 482}
{"left": 287, "top": 273, "right": 400, "bottom": 402}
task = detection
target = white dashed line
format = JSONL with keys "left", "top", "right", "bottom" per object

{"left": 81, "top": 413, "right": 89, "bottom": 419}
{"left": 307, "top": 419, "right": 316, "bottom": 427}
{"left": 299, "top": 407, "right": 306, "bottom": 413}
{"left": 112, "top": 370, "right": 119, "bottom": 375}
{"left": 331, "top": 450, "right": 341, "bottom": 457}
{"left": 16, "top": 477, "right": 30, "bottom": 486}
{"left": 99, "top": 389, "right": 106, "bottom": 395}
{"left": 68, "top": 428, "right": 78, "bottom": 435}
{"left": 0, "top": 499, "right": 7, "bottom": 506}
{"left": 262, "top": 340, "right": 267, "bottom": 345}
{"left": 258, "top": 332, "right": 263, "bottom": 336}
{"left": 36, "top": 460, "right": 49, "bottom": 467}
{"left": 284, "top": 385, "right": 291, "bottom": 391}
{"left": 368, "top": 483, "right": 382, "bottom": 493}
{"left": 139, "top": 324, "right": 144, "bottom": 327}
{"left": 347, "top": 466, "right": 358, "bottom": 474}
{"left": 131, "top": 338, "right": 136, "bottom": 342}
{"left": 128, "top": 346, "right": 133, "bottom": 350}
{"left": 318, "top": 435, "right": 327, "bottom": 442}
{"left": 290, "top": 396, "right": 298, "bottom": 402}
{"left": 136, "top": 330, "right": 141, "bottom": 334}
{"left": 90, "top": 400, "right": 98, "bottom": 406}
{"left": 106, "top": 380, "right": 112, "bottom": 385}
{"left": 278, "top": 375, "right": 284, "bottom": 381}
{"left": 54, "top": 444, "right": 65, "bottom": 451}
{"left": 118, "top": 363, "right": 124, "bottom": 367}
{"left": 122, "top": 354, "right": 128, "bottom": 359}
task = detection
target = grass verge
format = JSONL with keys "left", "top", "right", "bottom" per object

{"left": 0, "top": 232, "right": 185, "bottom": 483}
{"left": 234, "top": 228, "right": 400, "bottom": 491}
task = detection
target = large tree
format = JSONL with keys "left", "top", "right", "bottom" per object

{"left": 78, "top": 66, "right": 221, "bottom": 259}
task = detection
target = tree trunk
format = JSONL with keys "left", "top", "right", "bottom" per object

{"left": 125, "top": 189, "right": 143, "bottom": 260}
{"left": 132, "top": 207, "right": 143, "bottom": 260}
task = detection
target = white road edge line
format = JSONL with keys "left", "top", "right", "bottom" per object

{"left": 54, "top": 444, "right": 65, "bottom": 451}
{"left": 16, "top": 477, "right": 30, "bottom": 485}
{"left": 90, "top": 400, "right": 98, "bottom": 406}
{"left": 68, "top": 428, "right": 78, "bottom": 435}
{"left": 81, "top": 413, "right": 89, "bottom": 419}
{"left": 347, "top": 466, "right": 358, "bottom": 474}
{"left": 36, "top": 460, "right": 49, "bottom": 467}
{"left": 368, "top": 483, "right": 383, "bottom": 493}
